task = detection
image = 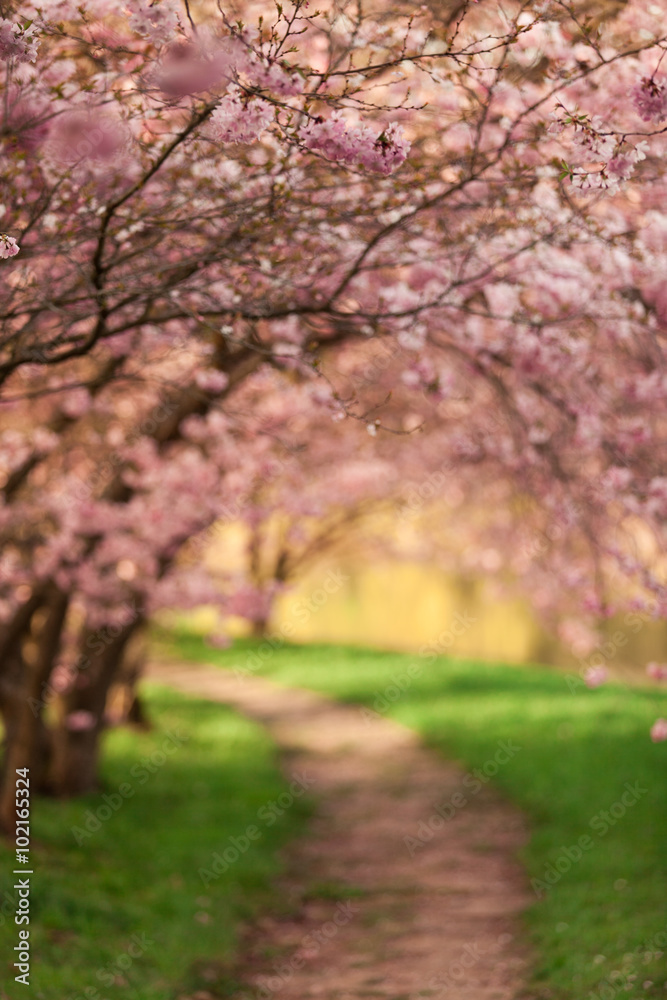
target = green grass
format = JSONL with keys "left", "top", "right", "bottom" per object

{"left": 158, "top": 629, "right": 667, "bottom": 1000}
{"left": 0, "top": 683, "right": 312, "bottom": 1000}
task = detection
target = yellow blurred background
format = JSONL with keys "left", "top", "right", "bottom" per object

{"left": 175, "top": 515, "right": 667, "bottom": 683}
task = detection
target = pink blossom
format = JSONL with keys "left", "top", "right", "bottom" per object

{"left": 0, "top": 235, "right": 19, "bottom": 259}
{"left": 650, "top": 718, "right": 667, "bottom": 743}
{"left": 226, "top": 583, "right": 274, "bottom": 624}
{"left": 603, "top": 467, "right": 633, "bottom": 492}
{"left": 571, "top": 169, "right": 618, "bottom": 194}
{"left": 33, "top": 428, "right": 59, "bottom": 452}
{"left": 571, "top": 116, "right": 615, "bottom": 161}
{"left": 606, "top": 142, "right": 648, "bottom": 182}
{"left": 0, "top": 19, "right": 40, "bottom": 63}
{"left": 357, "top": 123, "right": 411, "bottom": 176}
{"left": 252, "top": 61, "right": 301, "bottom": 97}
{"left": 64, "top": 710, "right": 96, "bottom": 732}
{"left": 631, "top": 77, "right": 667, "bottom": 123}
{"left": 210, "top": 87, "right": 274, "bottom": 144}
{"left": 605, "top": 156, "right": 632, "bottom": 183}
{"left": 126, "top": 0, "right": 180, "bottom": 44}
{"left": 546, "top": 112, "right": 565, "bottom": 135}
{"left": 60, "top": 388, "right": 91, "bottom": 419}
{"left": 301, "top": 113, "right": 410, "bottom": 175}
{"left": 584, "top": 665, "right": 608, "bottom": 688}
{"left": 646, "top": 662, "right": 667, "bottom": 682}
{"left": 194, "top": 370, "right": 229, "bottom": 393}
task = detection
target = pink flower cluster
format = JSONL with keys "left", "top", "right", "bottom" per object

{"left": 194, "top": 369, "right": 229, "bottom": 393}
{"left": 126, "top": 0, "right": 180, "bottom": 45}
{"left": 650, "top": 718, "right": 667, "bottom": 743}
{"left": 64, "top": 710, "right": 96, "bottom": 732}
{"left": 0, "top": 18, "right": 40, "bottom": 63}
{"left": 60, "top": 388, "right": 91, "bottom": 419}
{"left": 0, "top": 234, "right": 20, "bottom": 259}
{"left": 550, "top": 107, "right": 649, "bottom": 193}
{"left": 631, "top": 77, "right": 667, "bottom": 123}
{"left": 570, "top": 115, "right": 615, "bottom": 161}
{"left": 301, "top": 114, "right": 410, "bottom": 175}
{"left": 153, "top": 34, "right": 301, "bottom": 100}
{"left": 647, "top": 662, "right": 667, "bottom": 681}
{"left": 217, "top": 33, "right": 302, "bottom": 95}
{"left": 210, "top": 87, "right": 274, "bottom": 144}
{"left": 584, "top": 665, "right": 608, "bottom": 688}
{"left": 252, "top": 61, "right": 301, "bottom": 97}
{"left": 606, "top": 142, "right": 649, "bottom": 182}
{"left": 226, "top": 583, "right": 276, "bottom": 624}
{"left": 570, "top": 138, "right": 647, "bottom": 193}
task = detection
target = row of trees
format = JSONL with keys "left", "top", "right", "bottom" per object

{"left": 1, "top": 0, "right": 666, "bottom": 829}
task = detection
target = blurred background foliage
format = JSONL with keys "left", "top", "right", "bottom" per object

{"left": 178, "top": 508, "right": 667, "bottom": 682}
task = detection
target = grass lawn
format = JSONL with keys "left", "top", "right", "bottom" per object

{"left": 158, "top": 629, "right": 667, "bottom": 1000}
{"left": 0, "top": 684, "right": 312, "bottom": 1000}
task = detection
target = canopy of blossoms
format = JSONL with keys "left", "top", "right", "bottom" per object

{"left": 0, "top": 0, "right": 666, "bottom": 823}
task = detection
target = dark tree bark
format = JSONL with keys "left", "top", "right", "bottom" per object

{"left": 50, "top": 616, "right": 143, "bottom": 796}
{"left": 0, "top": 586, "right": 68, "bottom": 834}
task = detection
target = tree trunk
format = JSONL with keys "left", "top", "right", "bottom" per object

{"left": 50, "top": 617, "right": 142, "bottom": 796}
{"left": 125, "top": 691, "right": 150, "bottom": 729}
{"left": 50, "top": 727, "right": 103, "bottom": 797}
{"left": 0, "top": 587, "right": 68, "bottom": 835}
{"left": 110, "top": 629, "right": 151, "bottom": 729}
{"left": 251, "top": 617, "right": 270, "bottom": 638}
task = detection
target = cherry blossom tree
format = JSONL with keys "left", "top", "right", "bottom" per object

{"left": 1, "top": 0, "right": 667, "bottom": 831}
{"left": 200, "top": 380, "right": 403, "bottom": 638}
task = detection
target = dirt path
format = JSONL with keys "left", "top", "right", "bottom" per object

{"left": 147, "top": 661, "right": 533, "bottom": 1000}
